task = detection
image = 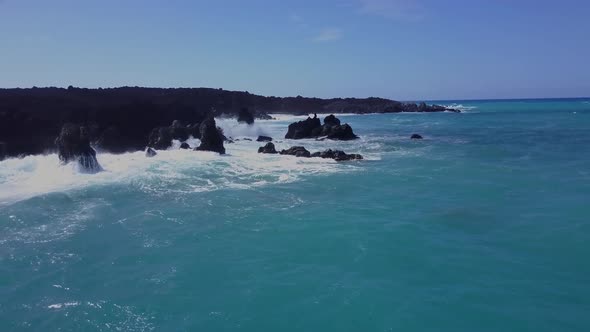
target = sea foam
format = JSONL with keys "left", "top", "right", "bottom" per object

{"left": 0, "top": 118, "right": 370, "bottom": 206}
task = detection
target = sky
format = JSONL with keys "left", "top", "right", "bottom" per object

{"left": 0, "top": 0, "right": 589, "bottom": 100}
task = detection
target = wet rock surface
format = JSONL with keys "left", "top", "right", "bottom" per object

{"left": 257, "top": 142, "right": 278, "bottom": 154}
{"left": 279, "top": 146, "right": 311, "bottom": 158}
{"left": 256, "top": 136, "right": 273, "bottom": 142}
{"left": 194, "top": 117, "right": 226, "bottom": 154}
{"left": 145, "top": 147, "right": 157, "bottom": 157}
{"left": 310, "top": 149, "right": 363, "bottom": 161}
{"left": 285, "top": 114, "right": 358, "bottom": 140}
{"left": 55, "top": 123, "right": 102, "bottom": 172}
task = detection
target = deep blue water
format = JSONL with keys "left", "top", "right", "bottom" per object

{"left": 1, "top": 99, "right": 590, "bottom": 331}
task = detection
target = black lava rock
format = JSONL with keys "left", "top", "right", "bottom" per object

{"left": 285, "top": 114, "right": 358, "bottom": 140}
{"left": 325, "top": 123, "right": 358, "bottom": 140}
{"left": 310, "top": 149, "right": 363, "bottom": 161}
{"left": 284, "top": 115, "right": 322, "bottom": 139}
{"left": 187, "top": 123, "right": 201, "bottom": 138}
{"left": 237, "top": 107, "right": 254, "bottom": 125}
{"left": 170, "top": 120, "right": 190, "bottom": 141}
{"left": 323, "top": 114, "right": 341, "bottom": 127}
{"left": 280, "top": 146, "right": 311, "bottom": 158}
{"left": 145, "top": 147, "right": 157, "bottom": 157}
{"left": 148, "top": 120, "right": 195, "bottom": 150}
{"left": 410, "top": 134, "right": 423, "bottom": 139}
{"left": 194, "top": 117, "right": 225, "bottom": 154}
{"left": 148, "top": 127, "right": 174, "bottom": 150}
{"left": 55, "top": 123, "right": 102, "bottom": 172}
{"left": 256, "top": 135, "right": 273, "bottom": 142}
{"left": 257, "top": 142, "right": 278, "bottom": 154}
{"left": 0, "top": 142, "right": 7, "bottom": 161}
{"left": 95, "top": 126, "right": 129, "bottom": 153}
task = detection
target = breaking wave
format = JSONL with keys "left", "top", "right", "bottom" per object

{"left": 442, "top": 103, "right": 478, "bottom": 112}
{"left": 0, "top": 117, "right": 373, "bottom": 207}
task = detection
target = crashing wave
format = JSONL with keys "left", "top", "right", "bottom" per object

{"left": 441, "top": 103, "right": 478, "bottom": 112}
{"left": 0, "top": 116, "right": 375, "bottom": 206}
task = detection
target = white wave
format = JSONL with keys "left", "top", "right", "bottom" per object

{"left": 441, "top": 103, "right": 478, "bottom": 112}
{"left": 169, "top": 136, "right": 200, "bottom": 149}
{"left": 0, "top": 138, "right": 370, "bottom": 207}
{"left": 215, "top": 117, "right": 272, "bottom": 138}
{"left": 0, "top": 117, "right": 379, "bottom": 206}
{"left": 52, "top": 284, "right": 71, "bottom": 290}
{"left": 47, "top": 302, "right": 80, "bottom": 309}
{"left": 43, "top": 300, "right": 154, "bottom": 331}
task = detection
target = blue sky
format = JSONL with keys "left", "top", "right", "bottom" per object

{"left": 1, "top": 0, "right": 589, "bottom": 100}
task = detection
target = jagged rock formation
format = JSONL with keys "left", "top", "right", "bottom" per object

{"left": 194, "top": 117, "right": 225, "bottom": 154}
{"left": 279, "top": 146, "right": 311, "bottom": 158}
{"left": 284, "top": 115, "right": 322, "bottom": 139}
{"left": 257, "top": 142, "right": 278, "bottom": 154}
{"left": 145, "top": 147, "right": 157, "bottom": 157}
{"left": 148, "top": 127, "right": 174, "bottom": 150}
{"left": 323, "top": 123, "right": 357, "bottom": 140}
{"left": 147, "top": 120, "right": 196, "bottom": 150}
{"left": 285, "top": 114, "right": 358, "bottom": 140}
{"left": 310, "top": 149, "right": 363, "bottom": 161}
{"left": 55, "top": 123, "right": 102, "bottom": 172}
{"left": 276, "top": 145, "right": 363, "bottom": 161}
{"left": 237, "top": 107, "right": 254, "bottom": 124}
{"left": 323, "top": 114, "right": 340, "bottom": 126}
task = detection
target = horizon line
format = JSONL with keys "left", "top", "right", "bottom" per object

{"left": 0, "top": 85, "right": 588, "bottom": 103}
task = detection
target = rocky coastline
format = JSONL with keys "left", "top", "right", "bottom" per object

{"left": 0, "top": 87, "right": 459, "bottom": 163}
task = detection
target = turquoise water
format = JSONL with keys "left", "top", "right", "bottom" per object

{"left": 1, "top": 99, "right": 590, "bottom": 331}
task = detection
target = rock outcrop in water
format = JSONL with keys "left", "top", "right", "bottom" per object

{"left": 324, "top": 123, "right": 357, "bottom": 140}
{"left": 285, "top": 114, "right": 358, "bottom": 140}
{"left": 310, "top": 149, "right": 363, "bottom": 161}
{"left": 180, "top": 142, "right": 191, "bottom": 149}
{"left": 284, "top": 115, "right": 322, "bottom": 139}
{"left": 194, "top": 117, "right": 225, "bottom": 154}
{"left": 237, "top": 107, "right": 254, "bottom": 125}
{"left": 277, "top": 145, "right": 363, "bottom": 161}
{"left": 256, "top": 136, "right": 273, "bottom": 142}
{"left": 257, "top": 142, "right": 278, "bottom": 154}
{"left": 280, "top": 146, "right": 311, "bottom": 158}
{"left": 323, "top": 114, "right": 340, "bottom": 127}
{"left": 147, "top": 127, "right": 174, "bottom": 150}
{"left": 145, "top": 147, "right": 157, "bottom": 157}
{"left": 411, "top": 134, "right": 423, "bottom": 139}
{"left": 148, "top": 120, "right": 195, "bottom": 150}
{"left": 55, "top": 123, "right": 102, "bottom": 172}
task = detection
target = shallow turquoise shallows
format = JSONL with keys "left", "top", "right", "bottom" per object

{"left": 1, "top": 99, "right": 590, "bottom": 331}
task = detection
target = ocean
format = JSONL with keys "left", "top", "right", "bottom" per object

{"left": 1, "top": 98, "right": 589, "bottom": 331}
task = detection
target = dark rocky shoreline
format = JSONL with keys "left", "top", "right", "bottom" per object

{"left": 0, "top": 86, "right": 459, "bottom": 160}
